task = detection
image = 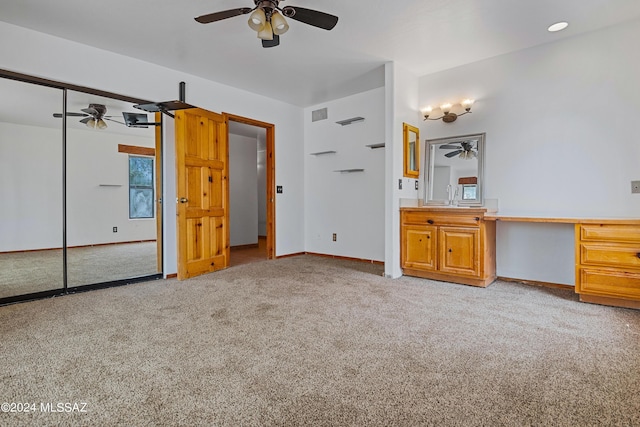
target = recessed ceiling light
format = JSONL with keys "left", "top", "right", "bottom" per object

{"left": 548, "top": 22, "right": 569, "bottom": 32}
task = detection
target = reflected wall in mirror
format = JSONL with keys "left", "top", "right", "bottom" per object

{"left": 424, "top": 133, "right": 485, "bottom": 206}
{"left": 403, "top": 123, "right": 420, "bottom": 178}
{"left": 0, "top": 78, "right": 64, "bottom": 299}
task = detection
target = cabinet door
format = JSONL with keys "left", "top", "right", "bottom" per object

{"left": 439, "top": 227, "right": 480, "bottom": 276}
{"left": 402, "top": 225, "right": 437, "bottom": 270}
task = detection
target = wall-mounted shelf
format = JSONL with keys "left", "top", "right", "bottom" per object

{"left": 309, "top": 150, "right": 337, "bottom": 156}
{"left": 366, "top": 143, "right": 385, "bottom": 149}
{"left": 335, "top": 117, "right": 365, "bottom": 126}
{"left": 334, "top": 169, "right": 365, "bottom": 173}
{"left": 99, "top": 184, "right": 123, "bottom": 187}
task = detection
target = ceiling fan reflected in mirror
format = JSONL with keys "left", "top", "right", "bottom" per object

{"left": 440, "top": 140, "right": 477, "bottom": 159}
{"left": 194, "top": 0, "right": 339, "bottom": 48}
{"left": 53, "top": 104, "right": 124, "bottom": 130}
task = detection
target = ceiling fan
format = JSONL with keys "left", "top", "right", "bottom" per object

{"left": 440, "top": 140, "right": 477, "bottom": 159}
{"left": 194, "top": 0, "right": 339, "bottom": 48}
{"left": 53, "top": 104, "right": 124, "bottom": 130}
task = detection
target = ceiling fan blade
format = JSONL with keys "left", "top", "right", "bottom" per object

{"left": 262, "top": 34, "right": 280, "bottom": 48}
{"left": 445, "top": 150, "right": 463, "bottom": 158}
{"left": 103, "top": 117, "right": 125, "bottom": 125}
{"left": 53, "top": 112, "right": 88, "bottom": 118}
{"left": 81, "top": 107, "right": 99, "bottom": 117}
{"left": 195, "top": 8, "right": 253, "bottom": 24}
{"left": 282, "top": 6, "right": 338, "bottom": 30}
{"left": 439, "top": 144, "right": 462, "bottom": 149}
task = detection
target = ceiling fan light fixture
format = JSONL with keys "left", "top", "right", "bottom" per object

{"left": 96, "top": 119, "right": 108, "bottom": 130}
{"left": 271, "top": 11, "right": 289, "bottom": 35}
{"left": 85, "top": 118, "right": 97, "bottom": 129}
{"left": 257, "top": 21, "right": 274, "bottom": 40}
{"left": 248, "top": 8, "right": 266, "bottom": 31}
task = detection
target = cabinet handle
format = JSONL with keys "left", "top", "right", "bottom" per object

{"left": 449, "top": 248, "right": 452, "bottom": 253}
{"left": 475, "top": 217, "right": 480, "bottom": 221}
{"left": 637, "top": 253, "right": 640, "bottom": 259}
{"left": 427, "top": 236, "right": 430, "bottom": 239}
{"left": 427, "top": 219, "right": 434, "bottom": 224}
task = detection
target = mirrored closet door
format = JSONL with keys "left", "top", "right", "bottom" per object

{"left": 0, "top": 78, "right": 65, "bottom": 299}
{"left": 65, "top": 91, "right": 160, "bottom": 288}
{"left": 0, "top": 73, "right": 162, "bottom": 304}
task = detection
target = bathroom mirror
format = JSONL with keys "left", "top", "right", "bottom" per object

{"left": 403, "top": 123, "right": 420, "bottom": 178}
{"left": 424, "top": 133, "right": 485, "bottom": 206}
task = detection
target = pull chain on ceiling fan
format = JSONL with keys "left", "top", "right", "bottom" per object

{"left": 195, "top": 0, "right": 338, "bottom": 48}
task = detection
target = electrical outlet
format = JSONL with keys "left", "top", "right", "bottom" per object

{"left": 113, "top": 227, "right": 118, "bottom": 233}
{"left": 632, "top": 180, "right": 640, "bottom": 194}
{"left": 415, "top": 180, "right": 419, "bottom": 190}
{"left": 332, "top": 233, "right": 337, "bottom": 242}
{"left": 398, "top": 179, "right": 403, "bottom": 190}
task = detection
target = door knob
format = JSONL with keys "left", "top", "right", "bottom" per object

{"left": 178, "top": 197, "right": 188, "bottom": 203}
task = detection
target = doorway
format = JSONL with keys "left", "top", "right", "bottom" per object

{"left": 225, "top": 113, "right": 275, "bottom": 265}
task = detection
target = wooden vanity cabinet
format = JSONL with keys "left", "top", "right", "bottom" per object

{"left": 401, "top": 207, "right": 496, "bottom": 287}
{"left": 575, "top": 222, "right": 640, "bottom": 309}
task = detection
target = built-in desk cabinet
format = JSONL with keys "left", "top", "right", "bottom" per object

{"left": 401, "top": 207, "right": 496, "bottom": 287}
{"left": 575, "top": 222, "right": 640, "bottom": 309}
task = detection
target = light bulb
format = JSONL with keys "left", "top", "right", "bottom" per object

{"left": 257, "top": 21, "right": 273, "bottom": 40}
{"left": 271, "top": 11, "right": 289, "bottom": 35}
{"left": 440, "top": 103, "right": 452, "bottom": 114}
{"left": 248, "top": 8, "right": 266, "bottom": 31}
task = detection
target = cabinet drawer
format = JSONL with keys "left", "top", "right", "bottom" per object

{"left": 578, "top": 268, "right": 640, "bottom": 300}
{"left": 580, "top": 224, "right": 640, "bottom": 243}
{"left": 580, "top": 244, "right": 640, "bottom": 269}
{"left": 402, "top": 211, "right": 481, "bottom": 227}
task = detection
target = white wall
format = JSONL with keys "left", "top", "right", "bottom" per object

{"left": 257, "top": 134, "right": 267, "bottom": 237}
{"left": 0, "top": 122, "right": 63, "bottom": 251}
{"left": 0, "top": 121, "right": 155, "bottom": 251}
{"left": 66, "top": 128, "right": 156, "bottom": 247}
{"left": 385, "top": 62, "right": 422, "bottom": 278}
{"left": 304, "top": 87, "right": 385, "bottom": 261}
{"left": 0, "top": 21, "right": 306, "bottom": 269}
{"left": 229, "top": 134, "right": 258, "bottom": 246}
{"left": 417, "top": 19, "right": 640, "bottom": 284}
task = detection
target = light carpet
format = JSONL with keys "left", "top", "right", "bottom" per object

{"left": 1, "top": 255, "right": 639, "bottom": 426}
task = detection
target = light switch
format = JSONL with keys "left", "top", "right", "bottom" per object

{"left": 277, "top": 186, "right": 283, "bottom": 194}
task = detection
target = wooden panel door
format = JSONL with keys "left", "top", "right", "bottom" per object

{"left": 402, "top": 225, "right": 437, "bottom": 271}
{"left": 439, "top": 227, "right": 480, "bottom": 277}
{"left": 175, "top": 108, "right": 229, "bottom": 280}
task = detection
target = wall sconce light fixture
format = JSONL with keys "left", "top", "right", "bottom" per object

{"left": 422, "top": 99, "right": 474, "bottom": 123}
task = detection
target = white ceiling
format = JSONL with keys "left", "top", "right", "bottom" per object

{"left": 1, "top": 0, "right": 640, "bottom": 107}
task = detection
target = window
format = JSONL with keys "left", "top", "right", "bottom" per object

{"left": 129, "top": 156, "right": 154, "bottom": 219}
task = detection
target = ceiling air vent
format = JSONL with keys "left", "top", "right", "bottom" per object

{"left": 312, "top": 108, "right": 328, "bottom": 122}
